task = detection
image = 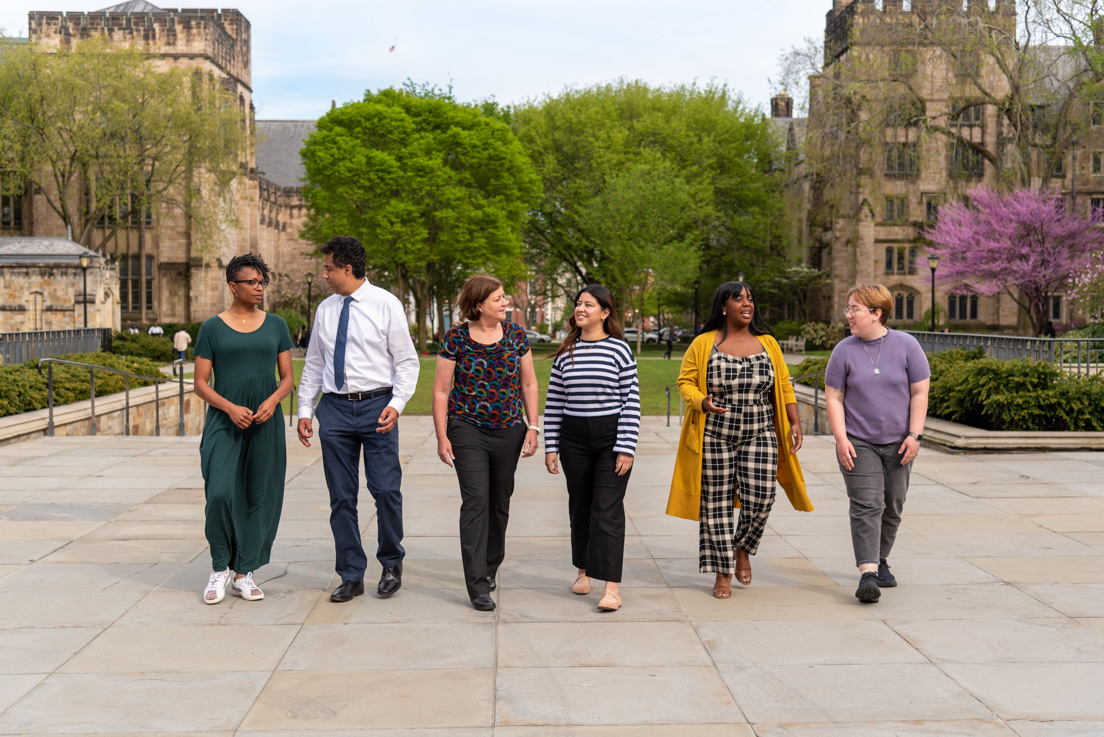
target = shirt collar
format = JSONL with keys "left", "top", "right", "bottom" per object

{"left": 345, "top": 279, "right": 372, "bottom": 302}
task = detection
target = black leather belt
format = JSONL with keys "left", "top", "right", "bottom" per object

{"left": 327, "top": 387, "right": 392, "bottom": 401}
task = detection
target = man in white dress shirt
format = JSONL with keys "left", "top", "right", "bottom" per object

{"left": 297, "top": 236, "right": 420, "bottom": 603}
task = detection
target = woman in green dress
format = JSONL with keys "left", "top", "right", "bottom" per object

{"left": 193, "top": 254, "right": 294, "bottom": 604}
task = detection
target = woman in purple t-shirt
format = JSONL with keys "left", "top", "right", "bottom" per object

{"left": 825, "top": 284, "right": 931, "bottom": 604}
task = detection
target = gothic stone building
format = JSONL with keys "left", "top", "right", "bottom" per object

{"left": 7, "top": 2, "right": 318, "bottom": 327}
{"left": 786, "top": 0, "right": 1089, "bottom": 331}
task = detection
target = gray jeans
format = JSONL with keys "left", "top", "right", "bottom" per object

{"left": 838, "top": 435, "right": 912, "bottom": 567}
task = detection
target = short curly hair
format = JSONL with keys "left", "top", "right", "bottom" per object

{"left": 225, "top": 253, "right": 271, "bottom": 284}
{"left": 846, "top": 284, "right": 893, "bottom": 325}
{"left": 321, "top": 235, "right": 367, "bottom": 279}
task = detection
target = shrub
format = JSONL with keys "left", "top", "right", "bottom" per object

{"left": 0, "top": 352, "right": 166, "bottom": 418}
{"left": 109, "top": 331, "right": 176, "bottom": 363}
{"left": 790, "top": 356, "right": 830, "bottom": 389}
{"left": 800, "top": 321, "right": 848, "bottom": 350}
{"left": 274, "top": 309, "right": 307, "bottom": 344}
{"left": 1065, "top": 322, "right": 1104, "bottom": 339}
{"left": 771, "top": 320, "right": 803, "bottom": 342}
{"left": 928, "top": 355, "right": 1104, "bottom": 431}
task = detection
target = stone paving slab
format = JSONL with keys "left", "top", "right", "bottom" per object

{"left": 0, "top": 416, "right": 1100, "bottom": 734}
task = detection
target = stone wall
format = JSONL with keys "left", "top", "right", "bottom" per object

{"left": 0, "top": 381, "right": 209, "bottom": 446}
{"left": 0, "top": 261, "right": 120, "bottom": 333}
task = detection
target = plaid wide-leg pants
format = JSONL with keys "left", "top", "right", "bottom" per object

{"left": 698, "top": 351, "right": 778, "bottom": 573}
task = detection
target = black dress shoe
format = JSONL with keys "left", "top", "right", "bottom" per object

{"left": 486, "top": 576, "right": 497, "bottom": 592}
{"left": 471, "top": 593, "right": 496, "bottom": 611}
{"left": 377, "top": 564, "right": 403, "bottom": 597}
{"left": 330, "top": 580, "right": 364, "bottom": 603}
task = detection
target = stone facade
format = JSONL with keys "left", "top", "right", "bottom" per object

{"left": 15, "top": 4, "right": 318, "bottom": 327}
{"left": 0, "top": 238, "right": 119, "bottom": 332}
{"left": 785, "top": 0, "right": 1082, "bottom": 332}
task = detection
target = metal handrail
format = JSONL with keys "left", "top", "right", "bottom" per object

{"left": 666, "top": 371, "right": 827, "bottom": 435}
{"left": 37, "top": 358, "right": 188, "bottom": 437}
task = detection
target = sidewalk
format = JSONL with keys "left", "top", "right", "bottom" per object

{"left": 0, "top": 417, "right": 1102, "bottom": 735}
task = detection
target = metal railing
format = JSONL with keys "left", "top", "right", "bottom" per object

{"left": 36, "top": 358, "right": 188, "bottom": 437}
{"left": 1, "top": 328, "right": 110, "bottom": 365}
{"left": 666, "top": 371, "right": 826, "bottom": 435}
{"left": 906, "top": 331, "right": 1104, "bottom": 376}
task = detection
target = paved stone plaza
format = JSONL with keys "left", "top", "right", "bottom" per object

{"left": 0, "top": 416, "right": 1102, "bottom": 735}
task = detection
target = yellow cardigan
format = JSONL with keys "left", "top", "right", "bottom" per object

{"left": 665, "top": 331, "right": 813, "bottom": 520}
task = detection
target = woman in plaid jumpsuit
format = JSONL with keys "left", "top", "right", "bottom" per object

{"left": 667, "top": 281, "right": 812, "bottom": 599}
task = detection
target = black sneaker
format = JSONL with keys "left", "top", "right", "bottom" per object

{"left": 877, "top": 558, "right": 897, "bottom": 588}
{"left": 855, "top": 571, "right": 881, "bottom": 603}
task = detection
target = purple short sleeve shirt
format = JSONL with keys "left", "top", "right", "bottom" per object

{"left": 824, "top": 329, "right": 931, "bottom": 445}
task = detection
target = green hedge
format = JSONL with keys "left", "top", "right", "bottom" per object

{"left": 0, "top": 352, "right": 166, "bottom": 418}
{"left": 788, "top": 347, "right": 1104, "bottom": 432}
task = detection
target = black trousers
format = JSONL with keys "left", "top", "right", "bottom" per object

{"left": 559, "top": 414, "right": 631, "bottom": 583}
{"left": 447, "top": 417, "right": 527, "bottom": 599}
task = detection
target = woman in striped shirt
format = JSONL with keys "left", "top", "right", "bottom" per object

{"left": 544, "top": 285, "right": 641, "bottom": 612}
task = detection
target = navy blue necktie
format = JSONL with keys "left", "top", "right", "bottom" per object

{"left": 333, "top": 296, "right": 352, "bottom": 390}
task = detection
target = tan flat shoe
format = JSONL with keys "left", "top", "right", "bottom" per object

{"left": 713, "top": 573, "right": 732, "bottom": 599}
{"left": 597, "top": 592, "right": 622, "bottom": 611}
{"left": 736, "top": 549, "right": 752, "bottom": 586}
{"left": 572, "top": 574, "right": 591, "bottom": 595}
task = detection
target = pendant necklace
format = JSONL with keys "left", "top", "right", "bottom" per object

{"left": 861, "top": 329, "right": 886, "bottom": 375}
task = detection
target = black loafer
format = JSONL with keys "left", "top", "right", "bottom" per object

{"left": 377, "top": 564, "right": 403, "bottom": 597}
{"left": 855, "top": 571, "right": 881, "bottom": 603}
{"left": 330, "top": 579, "right": 364, "bottom": 603}
{"left": 471, "top": 593, "right": 496, "bottom": 611}
{"left": 487, "top": 576, "right": 497, "bottom": 592}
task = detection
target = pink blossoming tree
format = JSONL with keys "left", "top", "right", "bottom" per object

{"left": 923, "top": 187, "right": 1104, "bottom": 335}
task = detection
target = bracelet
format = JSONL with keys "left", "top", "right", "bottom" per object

{"left": 527, "top": 425, "right": 541, "bottom": 434}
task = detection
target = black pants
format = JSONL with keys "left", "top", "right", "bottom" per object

{"left": 559, "top": 414, "right": 630, "bottom": 583}
{"left": 447, "top": 417, "right": 527, "bottom": 599}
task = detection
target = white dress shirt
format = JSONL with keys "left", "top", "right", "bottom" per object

{"left": 297, "top": 279, "right": 420, "bottom": 419}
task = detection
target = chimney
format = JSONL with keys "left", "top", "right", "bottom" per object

{"left": 771, "top": 91, "right": 794, "bottom": 119}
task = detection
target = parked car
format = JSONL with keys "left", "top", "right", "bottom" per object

{"left": 524, "top": 329, "right": 552, "bottom": 344}
{"left": 623, "top": 328, "right": 662, "bottom": 343}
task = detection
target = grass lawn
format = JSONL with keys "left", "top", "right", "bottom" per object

{"left": 281, "top": 353, "right": 686, "bottom": 417}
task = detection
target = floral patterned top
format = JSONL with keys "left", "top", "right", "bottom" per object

{"left": 438, "top": 321, "right": 531, "bottom": 429}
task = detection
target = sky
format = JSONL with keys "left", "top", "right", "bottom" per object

{"left": 0, "top": 0, "right": 829, "bottom": 120}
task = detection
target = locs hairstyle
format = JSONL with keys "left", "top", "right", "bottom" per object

{"left": 550, "top": 284, "right": 625, "bottom": 363}
{"left": 320, "top": 235, "right": 367, "bottom": 279}
{"left": 702, "top": 281, "right": 774, "bottom": 339}
{"left": 224, "top": 253, "right": 271, "bottom": 285}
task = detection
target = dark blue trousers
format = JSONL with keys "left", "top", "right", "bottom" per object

{"left": 316, "top": 392, "right": 404, "bottom": 581}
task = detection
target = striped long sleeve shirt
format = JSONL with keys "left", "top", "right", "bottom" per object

{"left": 543, "top": 337, "right": 641, "bottom": 456}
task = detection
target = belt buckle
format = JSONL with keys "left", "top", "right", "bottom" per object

{"left": 345, "top": 392, "right": 360, "bottom": 401}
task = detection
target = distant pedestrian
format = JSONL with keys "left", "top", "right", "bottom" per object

{"left": 667, "top": 280, "right": 810, "bottom": 599}
{"left": 432, "top": 274, "right": 540, "bottom": 611}
{"left": 127, "top": 325, "right": 140, "bottom": 335}
{"left": 147, "top": 322, "right": 164, "bottom": 337}
{"left": 193, "top": 254, "right": 294, "bottom": 605}
{"left": 172, "top": 328, "right": 191, "bottom": 361}
{"left": 544, "top": 285, "right": 639, "bottom": 612}
{"left": 664, "top": 329, "right": 675, "bottom": 359}
{"left": 825, "top": 284, "right": 930, "bottom": 604}
{"left": 1044, "top": 321, "right": 1057, "bottom": 338}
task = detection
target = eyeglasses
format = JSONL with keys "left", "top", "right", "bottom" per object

{"left": 843, "top": 305, "right": 873, "bottom": 316}
{"left": 231, "top": 279, "right": 268, "bottom": 289}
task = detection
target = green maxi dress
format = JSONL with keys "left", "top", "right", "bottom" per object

{"left": 195, "top": 313, "right": 293, "bottom": 573}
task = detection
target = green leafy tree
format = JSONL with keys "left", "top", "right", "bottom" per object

{"left": 0, "top": 35, "right": 246, "bottom": 254}
{"left": 513, "top": 80, "right": 784, "bottom": 313}
{"left": 581, "top": 159, "right": 699, "bottom": 351}
{"left": 300, "top": 84, "right": 541, "bottom": 350}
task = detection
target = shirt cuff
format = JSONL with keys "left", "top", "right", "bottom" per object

{"left": 298, "top": 405, "right": 314, "bottom": 420}
{"left": 387, "top": 396, "right": 408, "bottom": 415}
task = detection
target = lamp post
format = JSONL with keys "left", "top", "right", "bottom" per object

{"left": 927, "top": 254, "right": 940, "bottom": 333}
{"left": 737, "top": 271, "right": 746, "bottom": 284}
{"left": 79, "top": 254, "right": 91, "bottom": 328}
{"left": 693, "top": 279, "right": 700, "bottom": 327}
{"left": 305, "top": 272, "right": 314, "bottom": 331}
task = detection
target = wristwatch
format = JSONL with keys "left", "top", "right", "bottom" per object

{"left": 909, "top": 432, "right": 923, "bottom": 442}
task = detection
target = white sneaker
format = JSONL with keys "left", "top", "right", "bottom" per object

{"left": 204, "top": 569, "right": 230, "bottom": 605}
{"left": 230, "top": 571, "right": 264, "bottom": 601}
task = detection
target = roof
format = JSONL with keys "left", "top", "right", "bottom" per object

{"left": 255, "top": 120, "right": 316, "bottom": 188}
{"left": 0, "top": 237, "right": 104, "bottom": 265}
{"left": 98, "top": 1, "right": 163, "bottom": 13}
